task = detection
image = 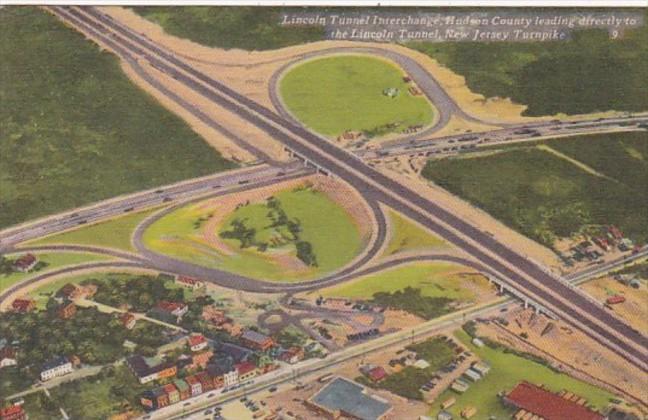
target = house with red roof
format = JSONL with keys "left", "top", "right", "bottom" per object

{"left": 162, "top": 383, "right": 180, "bottom": 404}
{"left": 278, "top": 346, "right": 304, "bottom": 364}
{"left": 185, "top": 375, "right": 202, "bottom": 396}
{"left": 503, "top": 381, "right": 604, "bottom": 420}
{"left": 11, "top": 298, "right": 35, "bottom": 313}
{"left": 235, "top": 361, "right": 257, "bottom": 382}
{"left": 0, "top": 405, "right": 26, "bottom": 420}
{"left": 366, "top": 366, "right": 387, "bottom": 383}
{"left": 189, "top": 350, "right": 213, "bottom": 370}
{"left": 187, "top": 334, "right": 208, "bottom": 352}
{"left": 120, "top": 312, "right": 137, "bottom": 330}
{"left": 240, "top": 330, "right": 274, "bottom": 351}
{"left": 175, "top": 276, "right": 205, "bottom": 291}
{"left": 13, "top": 254, "right": 37, "bottom": 273}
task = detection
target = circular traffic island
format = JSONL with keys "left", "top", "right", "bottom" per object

{"left": 279, "top": 55, "right": 435, "bottom": 139}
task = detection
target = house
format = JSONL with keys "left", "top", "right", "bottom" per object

{"left": 151, "top": 301, "right": 188, "bottom": 323}
{"left": 175, "top": 276, "right": 205, "bottom": 291}
{"left": 126, "top": 355, "right": 177, "bottom": 384}
{"left": 173, "top": 379, "right": 191, "bottom": 400}
{"left": 10, "top": 298, "right": 35, "bottom": 313}
{"left": 608, "top": 226, "right": 623, "bottom": 241}
{"left": 0, "top": 405, "right": 26, "bottom": 420}
{"left": 13, "top": 254, "right": 37, "bottom": 273}
{"left": 0, "top": 347, "right": 17, "bottom": 368}
{"left": 57, "top": 283, "right": 97, "bottom": 300}
{"left": 278, "top": 346, "right": 304, "bottom": 364}
{"left": 413, "top": 359, "right": 430, "bottom": 369}
{"left": 366, "top": 366, "right": 387, "bottom": 383}
{"left": 141, "top": 388, "right": 170, "bottom": 411}
{"left": 162, "top": 383, "right": 180, "bottom": 404}
{"left": 196, "top": 371, "right": 214, "bottom": 392}
{"left": 503, "top": 381, "right": 604, "bottom": 420}
{"left": 185, "top": 375, "right": 203, "bottom": 396}
{"left": 240, "top": 330, "right": 274, "bottom": 351}
{"left": 235, "top": 361, "right": 257, "bottom": 382}
{"left": 189, "top": 350, "right": 214, "bottom": 370}
{"left": 471, "top": 338, "right": 484, "bottom": 348}
{"left": 306, "top": 376, "right": 392, "bottom": 420}
{"left": 188, "top": 334, "right": 208, "bottom": 352}
{"left": 120, "top": 313, "right": 137, "bottom": 330}
{"left": 40, "top": 356, "right": 73, "bottom": 381}
{"left": 57, "top": 301, "right": 77, "bottom": 320}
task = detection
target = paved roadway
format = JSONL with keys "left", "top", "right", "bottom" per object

{"left": 52, "top": 6, "right": 647, "bottom": 369}
{"left": 0, "top": 163, "right": 308, "bottom": 252}
{"left": 360, "top": 116, "right": 648, "bottom": 160}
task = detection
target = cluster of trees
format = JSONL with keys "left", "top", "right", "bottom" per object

{"left": 0, "top": 305, "right": 170, "bottom": 387}
{"left": 371, "top": 287, "right": 454, "bottom": 320}
{"left": 410, "top": 19, "right": 648, "bottom": 116}
{"left": 220, "top": 197, "right": 318, "bottom": 267}
{"left": 87, "top": 274, "right": 185, "bottom": 313}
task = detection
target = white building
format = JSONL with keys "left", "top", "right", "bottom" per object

{"left": 223, "top": 368, "right": 239, "bottom": 387}
{"left": 40, "top": 357, "right": 73, "bottom": 381}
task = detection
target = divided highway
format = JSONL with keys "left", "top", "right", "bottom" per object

{"left": 50, "top": 6, "right": 648, "bottom": 371}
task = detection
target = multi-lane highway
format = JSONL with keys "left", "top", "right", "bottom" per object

{"left": 48, "top": 6, "right": 647, "bottom": 370}
{"left": 0, "top": 163, "right": 308, "bottom": 251}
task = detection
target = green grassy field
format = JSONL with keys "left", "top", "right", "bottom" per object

{"left": 320, "top": 262, "right": 486, "bottom": 301}
{"left": 132, "top": 6, "right": 325, "bottom": 51}
{"left": 421, "top": 132, "right": 648, "bottom": 249}
{"left": 143, "top": 186, "right": 364, "bottom": 281}
{"left": 384, "top": 210, "right": 448, "bottom": 256}
{"left": 280, "top": 55, "right": 435, "bottom": 137}
{"left": 429, "top": 330, "right": 615, "bottom": 418}
{"left": 0, "top": 8, "right": 235, "bottom": 229}
{"left": 0, "top": 252, "right": 111, "bottom": 294}
{"left": 26, "top": 207, "right": 163, "bottom": 252}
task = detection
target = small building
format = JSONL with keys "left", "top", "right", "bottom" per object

{"left": 175, "top": 276, "right": 205, "bottom": 291}
{"left": 57, "top": 301, "right": 77, "bottom": 320}
{"left": 306, "top": 377, "right": 392, "bottom": 420}
{"left": 120, "top": 313, "right": 137, "bottom": 330}
{"left": 460, "top": 406, "right": 477, "bottom": 419}
{"left": 185, "top": 375, "right": 203, "bottom": 396}
{"left": 173, "top": 379, "right": 191, "bottom": 401}
{"left": 126, "top": 355, "right": 177, "bottom": 384}
{"left": 471, "top": 361, "right": 490, "bottom": 376}
{"left": 162, "top": 383, "right": 180, "bottom": 404}
{"left": 190, "top": 350, "right": 214, "bottom": 370}
{"left": 441, "top": 397, "right": 456, "bottom": 410}
{"left": 437, "top": 411, "right": 453, "bottom": 420}
{"left": 11, "top": 298, "right": 35, "bottom": 313}
{"left": 155, "top": 301, "right": 188, "bottom": 320}
{"left": 451, "top": 380, "right": 470, "bottom": 393}
{"left": 196, "top": 371, "right": 214, "bottom": 392}
{"left": 0, "top": 347, "right": 17, "bottom": 368}
{"left": 0, "top": 405, "right": 27, "bottom": 420}
{"left": 13, "top": 254, "right": 37, "bottom": 273}
{"left": 471, "top": 337, "right": 484, "bottom": 348}
{"left": 278, "top": 346, "right": 304, "bottom": 364}
{"left": 240, "top": 330, "right": 274, "bottom": 352}
{"left": 413, "top": 359, "right": 430, "bottom": 369}
{"left": 235, "top": 361, "right": 258, "bottom": 382}
{"left": 40, "top": 356, "right": 73, "bottom": 381}
{"left": 188, "top": 334, "right": 208, "bottom": 352}
{"left": 366, "top": 366, "right": 387, "bottom": 383}
{"left": 463, "top": 368, "right": 481, "bottom": 382}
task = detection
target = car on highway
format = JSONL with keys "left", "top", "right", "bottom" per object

{"left": 268, "top": 386, "right": 277, "bottom": 393}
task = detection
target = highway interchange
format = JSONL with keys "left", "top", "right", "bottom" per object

{"left": 1, "top": 6, "right": 647, "bottom": 417}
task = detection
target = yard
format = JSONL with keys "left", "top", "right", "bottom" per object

{"left": 0, "top": 252, "right": 112, "bottom": 294}
{"left": 422, "top": 132, "right": 648, "bottom": 249}
{"left": 280, "top": 55, "right": 435, "bottom": 137}
{"left": 143, "top": 185, "right": 364, "bottom": 281}
{"left": 429, "top": 330, "right": 615, "bottom": 418}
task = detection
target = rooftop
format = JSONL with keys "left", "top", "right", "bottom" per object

{"left": 505, "top": 381, "right": 603, "bottom": 420}
{"left": 310, "top": 377, "right": 391, "bottom": 420}
{"left": 241, "top": 329, "right": 271, "bottom": 344}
